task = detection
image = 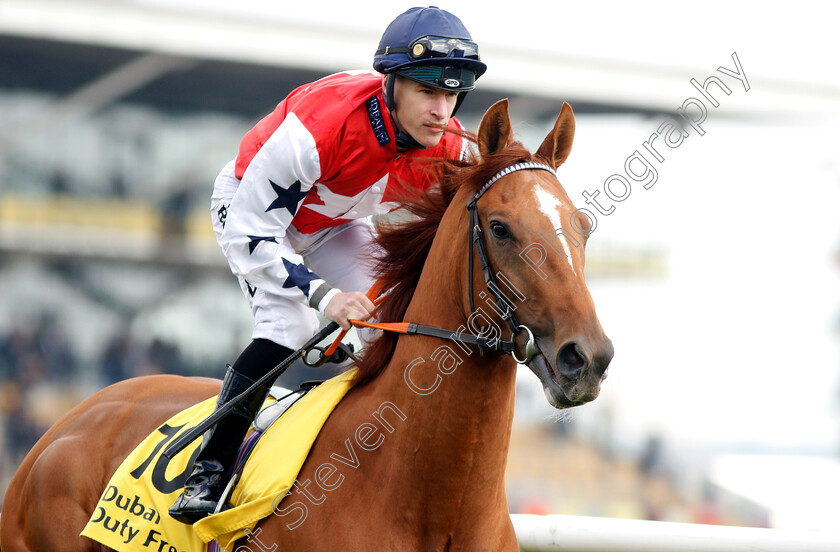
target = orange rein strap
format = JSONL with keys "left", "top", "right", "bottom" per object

{"left": 320, "top": 279, "right": 517, "bottom": 362}
{"left": 350, "top": 320, "right": 412, "bottom": 333}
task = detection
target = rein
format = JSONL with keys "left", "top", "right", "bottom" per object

{"left": 322, "top": 161, "right": 557, "bottom": 365}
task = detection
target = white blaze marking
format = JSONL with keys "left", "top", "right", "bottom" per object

{"left": 534, "top": 185, "right": 576, "bottom": 275}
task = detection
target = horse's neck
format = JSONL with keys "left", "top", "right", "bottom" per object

{"left": 375, "top": 326, "right": 517, "bottom": 476}
{"left": 364, "top": 222, "right": 517, "bottom": 529}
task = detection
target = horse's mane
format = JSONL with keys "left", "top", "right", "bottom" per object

{"left": 353, "top": 133, "right": 535, "bottom": 386}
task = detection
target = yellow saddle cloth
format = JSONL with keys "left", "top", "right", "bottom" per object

{"left": 81, "top": 369, "right": 356, "bottom": 552}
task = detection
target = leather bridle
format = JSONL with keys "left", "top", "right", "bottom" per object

{"left": 465, "top": 161, "right": 556, "bottom": 364}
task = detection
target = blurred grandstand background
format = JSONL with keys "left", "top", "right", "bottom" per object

{"left": 2, "top": 0, "right": 840, "bottom": 532}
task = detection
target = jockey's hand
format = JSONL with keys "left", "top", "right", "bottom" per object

{"left": 324, "top": 291, "right": 375, "bottom": 330}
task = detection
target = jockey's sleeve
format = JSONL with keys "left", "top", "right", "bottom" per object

{"left": 220, "top": 113, "right": 335, "bottom": 313}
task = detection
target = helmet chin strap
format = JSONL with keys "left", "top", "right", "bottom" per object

{"left": 383, "top": 73, "right": 469, "bottom": 151}
{"left": 394, "top": 125, "right": 427, "bottom": 151}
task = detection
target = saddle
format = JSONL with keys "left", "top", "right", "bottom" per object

{"left": 81, "top": 369, "right": 357, "bottom": 552}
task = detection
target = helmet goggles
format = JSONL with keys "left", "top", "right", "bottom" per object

{"left": 378, "top": 35, "right": 480, "bottom": 62}
{"left": 406, "top": 35, "right": 480, "bottom": 61}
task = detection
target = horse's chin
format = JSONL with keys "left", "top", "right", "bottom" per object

{"left": 526, "top": 353, "right": 602, "bottom": 409}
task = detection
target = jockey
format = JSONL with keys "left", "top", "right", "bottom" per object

{"left": 169, "top": 6, "right": 487, "bottom": 523}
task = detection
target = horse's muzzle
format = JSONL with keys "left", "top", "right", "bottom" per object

{"left": 529, "top": 335, "right": 614, "bottom": 408}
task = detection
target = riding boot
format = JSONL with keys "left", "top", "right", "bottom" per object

{"left": 168, "top": 365, "right": 272, "bottom": 524}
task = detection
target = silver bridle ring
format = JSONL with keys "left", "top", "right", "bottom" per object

{"left": 511, "top": 325, "right": 539, "bottom": 365}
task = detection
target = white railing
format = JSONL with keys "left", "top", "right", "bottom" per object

{"left": 511, "top": 514, "right": 840, "bottom": 552}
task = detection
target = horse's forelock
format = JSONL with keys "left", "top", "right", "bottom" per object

{"left": 352, "top": 136, "right": 535, "bottom": 386}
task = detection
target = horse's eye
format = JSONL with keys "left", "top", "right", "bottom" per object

{"left": 490, "top": 222, "right": 511, "bottom": 240}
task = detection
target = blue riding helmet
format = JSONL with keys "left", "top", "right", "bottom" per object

{"left": 373, "top": 7, "right": 487, "bottom": 147}
{"left": 374, "top": 6, "right": 487, "bottom": 92}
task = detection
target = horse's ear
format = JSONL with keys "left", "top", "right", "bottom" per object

{"left": 478, "top": 99, "right": 514, "bottom": 159}
{"left": 536, "top": 102, "right": 575, "bottom": 169}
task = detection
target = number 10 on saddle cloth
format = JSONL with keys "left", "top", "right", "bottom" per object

{"left": 81, "top": 369, "right": 357, "bottom": 551}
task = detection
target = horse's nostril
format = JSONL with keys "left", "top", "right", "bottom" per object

{"left": 557, "top": 342, "right": 586, "bottom": 377}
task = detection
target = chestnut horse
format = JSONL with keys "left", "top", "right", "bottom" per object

{"left": 0, "top": 99, "right": 613, "bottom": 551}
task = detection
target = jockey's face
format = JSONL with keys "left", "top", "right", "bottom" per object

{"left": 388, "top": 75, "right": 459, "bottom": 148}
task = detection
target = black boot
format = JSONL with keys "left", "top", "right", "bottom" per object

{"left": 168, "top": 366, "right": 271, "bottom": 524}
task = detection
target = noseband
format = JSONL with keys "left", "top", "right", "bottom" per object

{"left": 466, "top": 161, "right": 557, "bottom": 364}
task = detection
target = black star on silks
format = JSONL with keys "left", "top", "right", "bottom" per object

{"left": 282, "top": 258, "right": 318, "bottom": 297}
{"left": 247, "top": 235, "right": 277, "bottom": 254}
{"left": 245, "top": 280, "right": 257, "bottom": 297}
{"left": 265, "top": 179, "right": 307, "bottom": 215}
